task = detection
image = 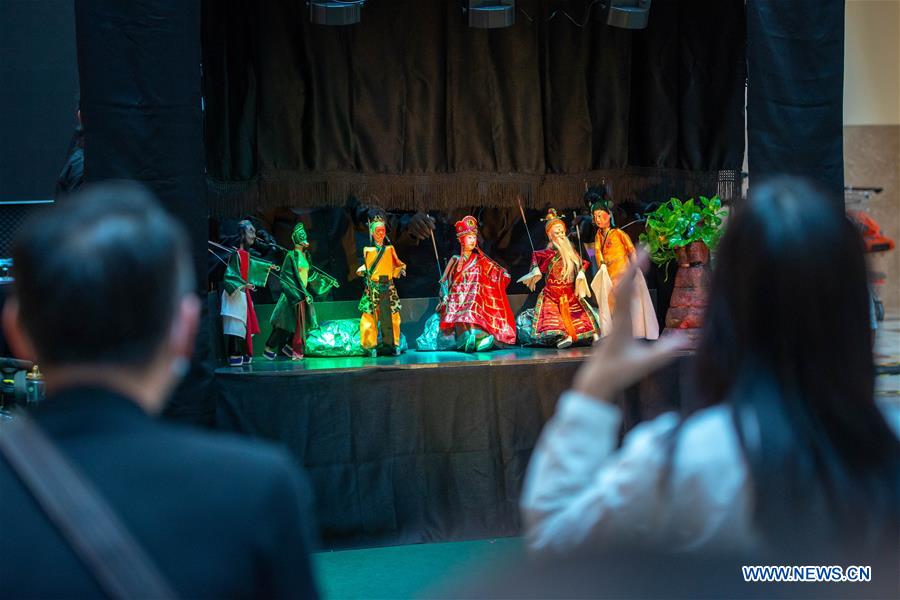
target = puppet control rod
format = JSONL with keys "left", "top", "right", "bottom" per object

{"left": 243, "top": 238, "right": 341, "bottom": 289}
{"left": 207, "top": 240, "right": 322, "bottom": 301}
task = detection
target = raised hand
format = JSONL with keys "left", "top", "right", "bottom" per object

{"left": 517, "top": 267, "right": 542, "bottom": 291}
{"left": 575, "top": 271, "right": 590, "bottom": 299}
{"left": 407, "top": 213, "right": 436, "bottom": 241}
{"left": 572, "top": 251, "right": 689, "bottom": 401}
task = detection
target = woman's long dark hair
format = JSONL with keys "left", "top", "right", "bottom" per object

{"left": 693, "top": 177, "right": 900, "bottom": 553}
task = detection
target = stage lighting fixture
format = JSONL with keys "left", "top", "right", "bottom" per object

{"left": 600, "top": 0, "right": 651, "bottom": 30}
{"left": 467, "top": 1, "right": 515, "bottom": 29}
{"left": 308, "top": 1, "right": 364, "bottom": 26}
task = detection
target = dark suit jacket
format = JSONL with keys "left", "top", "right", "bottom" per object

{"left": 0, "top": 387, "right": 318, "bottom": 599}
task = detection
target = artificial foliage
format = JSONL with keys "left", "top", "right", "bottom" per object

{"left": 640, "top": 195, "right": 727, "bottom": 268}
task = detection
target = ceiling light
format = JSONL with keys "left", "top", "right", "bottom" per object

{"left": 309, "top": 1, "right": 364, "bottom": 26}
{"left": 600, "top": 0, "right": 651, "bottom": 30}
{"left": 467, "top": 1, "right": 515, "bottom": 29}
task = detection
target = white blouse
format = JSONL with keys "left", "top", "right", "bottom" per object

{"left": 520, "top": 391, "right": 757, "bottom": 555}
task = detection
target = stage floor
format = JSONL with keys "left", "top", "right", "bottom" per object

{"left": 215, "top": 346, "right": 597, "bottom": 375}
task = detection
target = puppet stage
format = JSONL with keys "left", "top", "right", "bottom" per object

{"left": 211, "top": 294, "right": 688, "bottom": 549}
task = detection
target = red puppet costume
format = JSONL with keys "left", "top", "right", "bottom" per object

{"left": 438, "top": 216, "right": 517, "bottom": 351}
{"left": 518, "top": 209, "right": 600, "bottom": 348}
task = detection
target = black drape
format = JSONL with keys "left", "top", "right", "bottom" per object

{"left": 76, "top": 0, "right": 213, "bottom": 425}
{"left": 203, "top": 0, "right": 746, "bottom": 213}
{"left": 0, "top": 0, "right": 78, "bottom": 203}
{"left": 747, "top": 0, "right": 845, "bottom": 205}
{"left": 214, "top": 356, "right": 693, "bottom": 548}
{"left": 76, "top": 0, "right": 205, "bottom": 275}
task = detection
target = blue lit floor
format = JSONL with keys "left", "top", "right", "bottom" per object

{"left": 314, "top": 537, "right": 523, "bottom": 600}
{"left": 216, "top": 345, "right": 597, "bottom": 374}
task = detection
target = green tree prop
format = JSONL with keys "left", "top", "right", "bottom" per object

{"left": 639, "top": 195, "right": 727, "bottom": 273}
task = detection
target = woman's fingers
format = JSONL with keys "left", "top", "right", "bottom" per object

{"left": 575, "top": 331, "right": 689, "bottom": 400}
{"left": 574, "top": 251, "right": 686, "bottom": 400}
{"left": 609, "top": 256, "right": 642, "bottom": 340}
{"left": 635, "top": 331, "right": 691, "bottom": 376}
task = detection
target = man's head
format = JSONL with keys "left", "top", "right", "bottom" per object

{"left": 2, "top": 182, "right": 199, "bottom": 410}
{"left": 455, "top": 215, "right": 478, "bottom": 253}
{"left": 370, "top": 218, "right": 387, "bottom": 246}
{"left": 237, "top": 220, "right": 256, "bottom": 249}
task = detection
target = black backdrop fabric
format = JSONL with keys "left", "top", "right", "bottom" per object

{"left": 76, "top": 0, "right": 206, "bottom": 276}
{"left": 0, "top": 0, "right": 78, "bottom": 203}
{"left": 203, "top": 0, "right": 746, "bottom": 213}
{"left": 75, "top": 0, "right": 215, "bottom": 425}
{"left": 214, "top": 356, "right": 694, "bottom": 548}
{"left": 215, "top": 362, "right": 561, "bottom": 548}
{"left": 746, "top": 0, "right": 845, "bottom": 205}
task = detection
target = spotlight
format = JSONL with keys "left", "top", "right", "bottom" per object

{"left": 308, "top": 1, "right": 364, "bottom": 26}
{"left": 599, "top": 0, "right": 651, "bottom": 30}
{"left": 467, "top": 1, "right": 515, "bottom": 29}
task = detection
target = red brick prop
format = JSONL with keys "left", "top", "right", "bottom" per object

{"left": 675, "top": 241, "right": 710, "bottom": 267}
{"left": 664, "top": 242, "right": 711, "bottom": 340}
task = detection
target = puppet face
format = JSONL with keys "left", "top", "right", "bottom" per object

{"left": 240, "top": 224, "right": 257, "bottom": 248}
{"left": 292, "top": 223, "right": 309, "bottom": 248}
{"left": 373, "top": 225, "right": 387, "bottom": 246}
{"left": 547, "top": 222, "right": 567, "bottom": 243}
{"left": 593, "top": 209, "right": 611, "bottom": 229}
{"left": 548, "top": 221, "right": 580, "bottom": 280}
{"left": 460, "top": 233, "right": 477, "bottom": 253}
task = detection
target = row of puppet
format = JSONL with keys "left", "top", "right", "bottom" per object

{"left": 220, "top": 201, "right": 657, "bottom": 365}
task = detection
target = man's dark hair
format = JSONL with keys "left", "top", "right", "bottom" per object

{"left": 11, "top": 182, "right": 194, "bottom": 367}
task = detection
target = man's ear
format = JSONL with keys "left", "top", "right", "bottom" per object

{"left": 2, "top": 297, "right": 38, "bottom": 361}
{"left": 169, "top": 295, "right": 200, "bottom": 359}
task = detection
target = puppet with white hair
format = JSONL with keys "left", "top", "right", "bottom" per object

{"left": 518, "top": 209, "right": 601, "bottom": 348}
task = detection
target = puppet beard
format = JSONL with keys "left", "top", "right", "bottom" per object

{"left": 551, "top": 235, "right": 581, "bottom": 281}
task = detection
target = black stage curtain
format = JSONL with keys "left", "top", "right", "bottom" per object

{"left": 75, "top": 0, "right": 214, "bottom": 425}
{"left": 203, "top": 0, "right": 746, "bottom": 213}
{"left": 76, "top": 0, "right": 205, "bottom": 280}
{"left": 747, "top": 0, "right": 845, "bottom": 205}
{"left": 215, "top": 356, "right": 693, "bottom": 549}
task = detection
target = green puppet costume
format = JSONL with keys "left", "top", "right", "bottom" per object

{"left": 264, "top": 223, "right": 339, "bottom": 360}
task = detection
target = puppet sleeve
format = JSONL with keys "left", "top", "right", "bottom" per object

{"left": 390, "top": 246, "right": 407, "bottom": 278}
{"left": 281, "top": 253, "right": 306, "bottom": 305}
{"left": 223, "top": 252, "right": 244, "bottom": 295}
{"left": 619, "top": 230, "right": 636, "bottom": 258}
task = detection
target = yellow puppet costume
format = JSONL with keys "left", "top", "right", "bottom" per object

{"left": 356, "top": 218, "right": 407, "bottom": 355}
{"left": 589, "top": 203, "right": 659, "bottom": 340}
{"left": 594, "top": 228, "right": 635, "bottom": 311}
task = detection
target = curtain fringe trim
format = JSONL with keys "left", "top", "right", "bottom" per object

{"left": 207, "top": 169, "right": 741, "bottom": 217}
